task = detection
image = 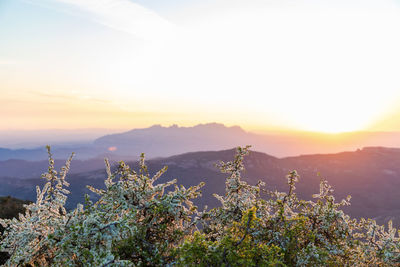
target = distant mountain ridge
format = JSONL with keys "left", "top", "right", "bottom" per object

{"left": 93, "top": 123, "right": 252, "bottom": 158}
{"left": 3, "top": 123, "right": 400, "bottom": 161}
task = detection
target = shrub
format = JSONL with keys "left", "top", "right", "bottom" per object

{"left": 1, "top": 146, "right": 400, "bottom": 266}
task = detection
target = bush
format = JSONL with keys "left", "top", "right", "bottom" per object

{"left": 1, "top": 146, "right": 400, "bottom": 266}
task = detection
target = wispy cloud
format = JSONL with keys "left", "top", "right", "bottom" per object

{"left": 28, "top": 0, "right": 174, "bottom": 40}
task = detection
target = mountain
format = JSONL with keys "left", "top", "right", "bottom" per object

{"left": 2, "top": 146, "right": 400, "bottom": 226}
{"left": 92, "top": 124, "right": 400, "bottom": 159}
{"left": 3, "top": 123, "right": 400, "bottom": 160}
{"left": 0, "top": 145, "right": 99, "bottom": 161}
{"left": 0, "top": 158, "right": 111, "bottom": 179}
{"left": 0, "top": 147, "right": 48, "bottom": 161}
{"left": 93, "top": 123, "right": 252, "bottom": 158}
{"left": 0, "top": 128, "right": 123, "bottom": 149}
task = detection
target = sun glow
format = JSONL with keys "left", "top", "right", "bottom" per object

{"left": 1, "top": 0, "right": 400, "bottom": 132}
{"left": 114, "top": 7, "right": 400, "bottom": 134}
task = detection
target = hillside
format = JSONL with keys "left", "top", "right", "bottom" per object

{"left": 0, "top": 196, "right": 30, "bottom": 220}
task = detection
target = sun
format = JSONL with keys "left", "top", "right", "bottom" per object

{"left": 297, "top": 119, "right": 366, "bottom": 134}
{"left": 286, "top": 100, "right": 383, "bottom": 134}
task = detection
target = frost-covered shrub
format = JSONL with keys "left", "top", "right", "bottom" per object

{"left": 0, "top": 149, "right": 203, "bottom": 266}
{"left": 177, "top": 147, "right": 400, "bottom": 266}
{"left": 47, "top": 154, "right": 203, "bottom": 266}
{"left": 1, "top": 146, "right": 400, "bottom": 266}
{"left": 0, "top": 146, "right": 73, "bottom": 266}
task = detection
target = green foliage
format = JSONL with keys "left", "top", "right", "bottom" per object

{"left": 175, "top": 208, "right": 285, "bottom": 266}
{"left": 1, "top": 146, "right": 400, "bottom": 266}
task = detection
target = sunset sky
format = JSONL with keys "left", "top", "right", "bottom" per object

{"left": 1, "top": 0, "right": 400, "bottom": 133}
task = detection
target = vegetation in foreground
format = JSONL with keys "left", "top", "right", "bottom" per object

{"left": 1, "top": 146, "right": 400, "bottom": 266}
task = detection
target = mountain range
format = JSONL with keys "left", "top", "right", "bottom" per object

{"left": 2, "top": 123, "right": 400, "bottom": 160}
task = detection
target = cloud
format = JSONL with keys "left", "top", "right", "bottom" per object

{"left": 29, "top": 0, "right": 174, "bottom": 40}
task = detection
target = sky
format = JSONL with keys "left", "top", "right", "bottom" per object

{"left": 1, "top": 0, "right": 400, "bottom": 133}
